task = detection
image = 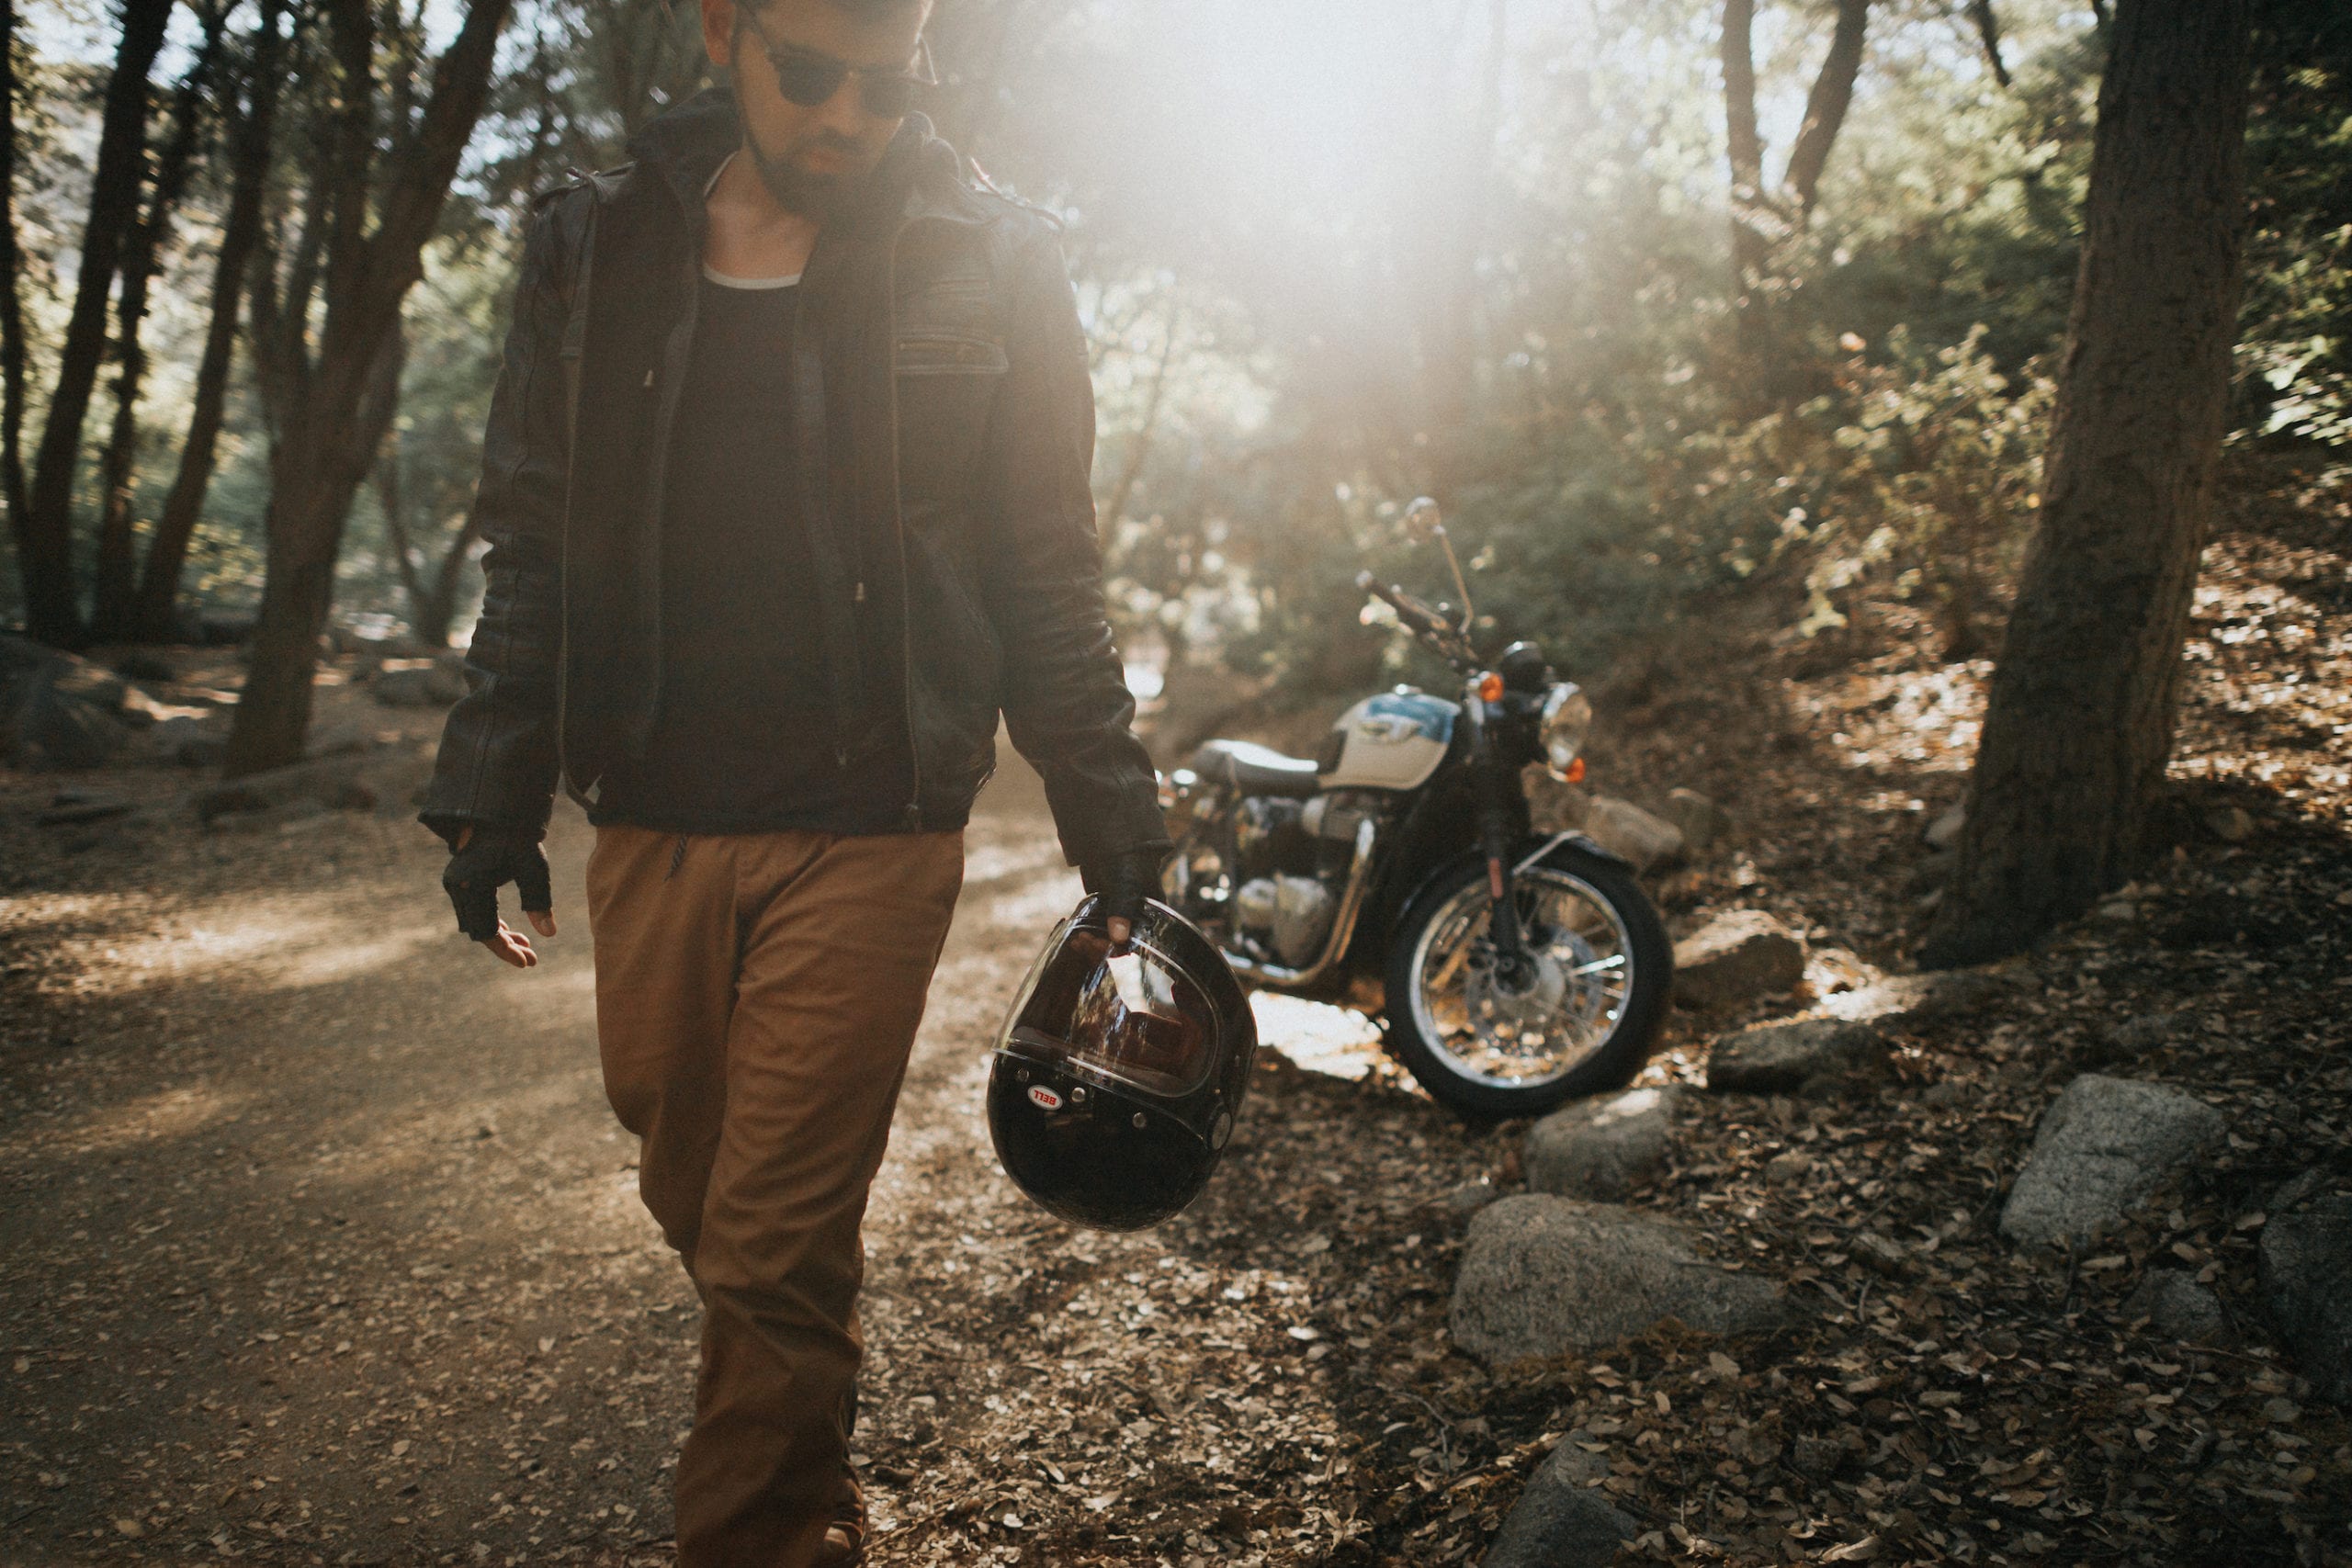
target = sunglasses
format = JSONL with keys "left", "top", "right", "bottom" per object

{"left": 739, "top": 11, "right": 937, "bottom": 119}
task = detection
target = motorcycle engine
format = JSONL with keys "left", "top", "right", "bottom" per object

{"left": 1230, "top": 791, "right": 1384, "bottom": 969}
{"left": 1233, "top": 797, "right": 1313, "bottom": 881}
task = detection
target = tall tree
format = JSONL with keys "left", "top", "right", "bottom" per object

{"left": 90, "top": 1, "right": 229, "bottom": 641}
{"left": 1921, "top": 0, "right": 2253, "bottom": 967}
{"left": 1719, "top": 0, "right": 1872, "bottom": 363}
{"left": 223, "top": 0, "right": 514, "bottom": 775}
{"left": 0, "top": 0, "right": 30, "bottom": 587}
{"left": 132, "top": 0, "right": 293, "bottom": 640}
{"left": 15, "top": 0, "right": 175, "bottom": 647}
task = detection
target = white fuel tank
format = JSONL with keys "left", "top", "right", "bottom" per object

{"left": 1318, "top": 687, "right": 1458, "bottom": 792}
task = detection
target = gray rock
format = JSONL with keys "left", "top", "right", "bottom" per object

{"left": 1450, "top": 1195, "right": 1785, "bottom": 1364}
{"left": 1580, "top": 795, "right": 1685, "bottom": 872}
{"left": 1852, "top": 1232, "right": 1911, "bottom": 1278}
{"left": 2206, "top": 805, "right": 2255, "bottom": 843}
{"left": 1672, "top": 910, "right": 1805, "bottom": 1011}
{"left": 1480, "top": 1438, "right": 1633, "bottom": 1568}
{"left": 1442, "top": 1178, "right": 1499, "bottom": 1220}
{"left": 14, "top": 685, "right": 131, "bottom": 769}
{"left": 1816, "top": 969, "right": 2008, "bottom": 1027}
{"left": 1789, "top": 1435, "right": 1848, "bottom": 1479}
{"left": 1524, "top": 768, "right": 1590, "bottom": 835}
{"left": 2124, "top": 1269, "right": 2226, "bottom": 1343}
{"left": 1924, "top": 805, "right": 1967, "bottom": 852}
{"left": 1999, "top": 1076, "right": 2225, "bottom": 1251}
{"left": 2260, "top": 1192, "right": 2352, "bottom": 1404}
{"left": 1707, "top": 1017, "right": 1883, "bottom": 1094}
{"left": 37, "top": 794, "right": 134, "bottom": 828}
{"left": 2106, "top": 1012, "right": 2181, "bottom": 1053}
{"left": 192, "top": 751, "right": 380, "bottom": 823}
{"left": 2, "top": 635, "right": 133, "bottom": 769}
{"left": 369, "top": 654, "right": 469, "bottom": 707}
{"left": 1664, "top": 787, "right": 1734, "bottom": 856}
{"left": 1525, "top": 1088, "right": 1673, "bottom": 1201}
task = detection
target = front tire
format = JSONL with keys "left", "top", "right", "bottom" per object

{"left": 1383, "top": 844, "right": 1671, "bottom": 1119}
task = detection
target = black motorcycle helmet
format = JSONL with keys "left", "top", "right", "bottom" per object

{"left": 988, "top": 895, "right": 1258, "bottom": 1231}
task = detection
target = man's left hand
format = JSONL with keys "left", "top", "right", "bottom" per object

{"left": 1082, "top": 849, "right": 1167, "bottom": 952}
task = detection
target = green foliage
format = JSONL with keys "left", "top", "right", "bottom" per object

{"left": 2239, "top": 3, "right": 2352, "bottom": 446}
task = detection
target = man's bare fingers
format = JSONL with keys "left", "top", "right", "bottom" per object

{"left": 478, "top": 924, "right": 537, "bottom": 968}
{"left": 526, "top": 909, "right": 558, "bottom": 939}
{"left": 1106, "top": 915, "right": 1134, "bottom": 951}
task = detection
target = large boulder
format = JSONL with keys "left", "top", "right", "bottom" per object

{"left": 1663, "top": 787, "right": 1734, "bottom": 856}
{"left": 1525, "top": 1088, "right": 1673, "bottom": 1200}
{"left": 1672, "top": 910, "right": 1804, "bottom": 1011}
{"left": 1999, "top": 1076, "right": 2224, "bottom": 1250}
{"left": 1706, "top": 1018, "right": 1883, "bottom": 1095}
{"left": 1579, "top": 795, "right": 1685, "bottom": 872}
{"left": 1480, "top": 1438, "right": 1634, "bottom": 1568}
{"left": 1, "top": 634, "right": 133, "bottom": 770}
{"left": 1450, "top": 1195, "right": 1785, "bottom": 1364}
{"left": 2260, "top": 1190, "right": 2352, "bottom": 1404}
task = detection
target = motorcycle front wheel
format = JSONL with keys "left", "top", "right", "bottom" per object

{"left": 1383, "top": 843, "right": 1671, "bottom": 1119}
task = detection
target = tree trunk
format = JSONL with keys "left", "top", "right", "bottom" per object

{"left": 134, "top": 0, "right": 290, "bottom": 641}
{"left": 0, "top": 0, "right": 30, "bottom": 611}
{"left": 0, "top": 0, "right": 31, "bottom": 600}
{"left": 91, "top": 7, "right": 227, "bottom": 641}
{"left": 1720, "top": 0, "right": 1768, "bottom": 326}
{"left": 17, "top": 0, "right": 175, "bottom": 647}
{"left": 1920, "top": 0, "right": 2252, "bottom": 968}
{"left": 1780, "top": 0, "right": 1871, "bottom": 222}
{"left": 416, "top": 513, "right": 477, "bottom": 649}
{"left": 223, "top": 0, "right": 514, "bottom": 775}
{"left": 1969, "top": 0, "right": 2012, "bottom": 89}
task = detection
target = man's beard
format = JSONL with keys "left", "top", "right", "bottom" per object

{"left": 743, "top": 130, "right": 865, "bottom": 221}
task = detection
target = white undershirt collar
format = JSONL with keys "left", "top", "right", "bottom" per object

{"left": 699, "top": 151, "right": 802, "bottom": 291}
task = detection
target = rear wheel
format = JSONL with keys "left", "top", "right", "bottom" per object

{"left": 1383, "top": 844, "right": 1670, "bottom": 1119}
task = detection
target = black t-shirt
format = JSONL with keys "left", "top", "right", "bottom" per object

{"left": 590, "top": 272, "right": 901, "bottom": 835}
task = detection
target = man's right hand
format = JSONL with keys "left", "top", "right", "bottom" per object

{"left": 444, "top": 824, "right": 558, "bottom": 968}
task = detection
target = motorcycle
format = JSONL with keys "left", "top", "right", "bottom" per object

{"left": 1159, "top": 499, "right": 1671, "bottom": 1119}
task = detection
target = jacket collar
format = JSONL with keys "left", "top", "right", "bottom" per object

{"left": 622, "top": 84, "right": 989, "bottom": 235}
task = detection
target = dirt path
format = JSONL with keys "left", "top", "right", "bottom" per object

{"left": 0, "top": 755, "right": 1495, "bottom": 1568}
{"left": 13, "top": 502, "right": 2348, "bottom": 1566}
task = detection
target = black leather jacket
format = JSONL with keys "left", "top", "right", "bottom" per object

{"left": 421, "top": 89, "right": 1168, "bottom": 870}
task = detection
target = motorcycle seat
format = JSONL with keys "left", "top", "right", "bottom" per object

{"left": 1190, "top": 739, "right": 1322, "bottom": 798}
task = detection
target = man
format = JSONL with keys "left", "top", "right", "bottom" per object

{"left": 417, "top": 0, "right": 1168, "bottom": 1561}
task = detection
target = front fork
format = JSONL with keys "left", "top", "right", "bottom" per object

{"left": 1464, "top": 691, "right": 1532, "bottom": 971}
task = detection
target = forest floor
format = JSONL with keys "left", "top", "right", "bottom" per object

{"left": 1, "top": 457, "right": 2348, "bottom": 1568}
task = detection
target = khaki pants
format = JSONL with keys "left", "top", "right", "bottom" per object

{"left": 585, "top": 824, "right": 966, "bottom": 1568}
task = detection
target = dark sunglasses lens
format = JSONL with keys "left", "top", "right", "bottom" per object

{"left": 860, "top": 74, "right": 917, "bottom": 118}
{"left": 772, "top": 53, "right": 846, "bottom": 107}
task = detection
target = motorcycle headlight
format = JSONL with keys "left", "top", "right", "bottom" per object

{"left": 1539, "top": 682, "right": 1591, "bottom": 777}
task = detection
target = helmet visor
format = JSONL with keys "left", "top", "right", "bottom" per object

{"left": 1008, "top": 928, "right": 1219, "bottom": 1098}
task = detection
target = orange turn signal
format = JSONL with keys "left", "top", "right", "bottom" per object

{"left": 1477, "top": 672, "right": 1505, "bottom": 702}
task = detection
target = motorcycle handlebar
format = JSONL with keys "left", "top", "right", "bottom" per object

{"left": 1356, "top": 570, "right": 1476, "bottom": 669}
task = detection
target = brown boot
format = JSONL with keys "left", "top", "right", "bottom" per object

{"left": 813, "top": 1468, "right": 866, "bottom": 1566}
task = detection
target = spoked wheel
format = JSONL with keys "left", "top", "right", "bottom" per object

{"left": 1383, "top": 843, "right": 1670, "bottom": 1118}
